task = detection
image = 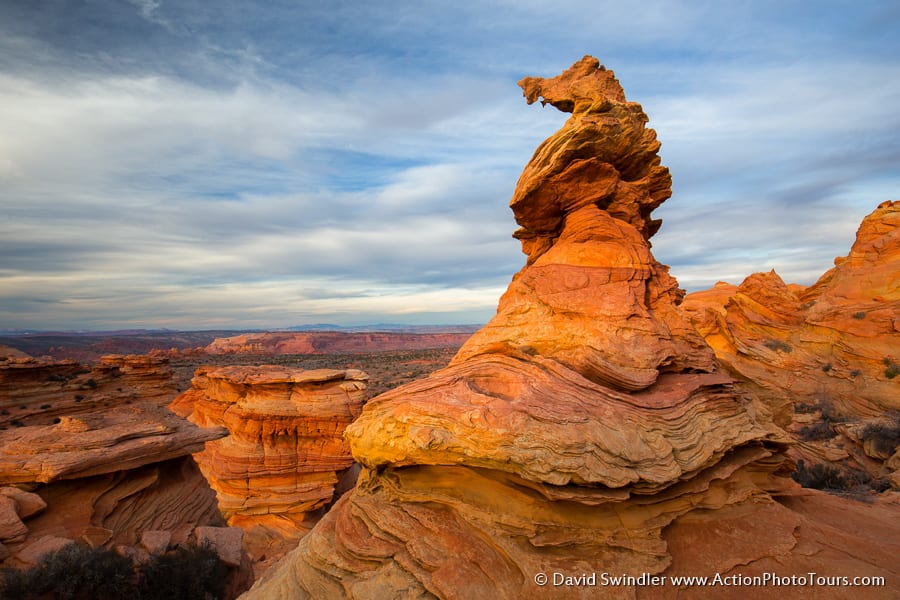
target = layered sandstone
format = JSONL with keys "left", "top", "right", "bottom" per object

{"left": 0, "top": 354, "right": 236, "bottom": 574}
{"left": 171, "top": 366, "right": 367, "bottom": 573}
{"left": 682, "top": 201, "right": 899, "bottom": 485}
{"left": 206, "top": 331, "right": 472, "bottom": 356}
{"left": 240, "top": 58, "right": 900, "bottom": 600}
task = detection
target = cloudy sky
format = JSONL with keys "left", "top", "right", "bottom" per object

{"left": 1, "top": 1, "right": 898, "bottom": 331}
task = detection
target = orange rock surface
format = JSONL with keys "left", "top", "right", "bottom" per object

{"left": 243, "top": 57, "right": 900, "bottom": 600}
{"left": 682, "top": 201, "right": 900, "bottom": 484}
{"left": 0, "top": 354, "right": 233, "bottom": 571}
{"left": 683, "top": 202, "right": 899, "bottom": 419}
{"left": 171, "top": 366, "right": 367, "bottom": 573}
{"left": 206, "top": 331, "right": 472, "bottom": 355}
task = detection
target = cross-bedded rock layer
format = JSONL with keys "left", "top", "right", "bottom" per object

{"left": 682, "top": 200, "right": 900, "bottom": 490}
{"left": 0, "top": 354, "right": 233, "bottom": 572}
{"left": 244, "top": 58, "right": 900, "bottom": 599}
{"left": 171, "top": 366, "right": 367, "bottom": 573}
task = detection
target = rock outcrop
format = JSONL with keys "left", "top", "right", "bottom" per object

{"left": 240, "top": 57, "right": 900, "bottom": 600}
{"left": 0, "top": 354, "right": 238, "bottom": 575}
{"left": 682, "top": 200, "right": 900, "bottom": 490}
{"left": 171, "top": 366, "right": 368, "bottom": 575}
{"left": 205, "top": 331, "right": 472, "bottom": 356}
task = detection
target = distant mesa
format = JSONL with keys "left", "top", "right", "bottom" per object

{"left": 205, "top": 330, "right": 474, "bottom": 355}
{"left": 245, "top": 57, "right": 899, "bottom": 599}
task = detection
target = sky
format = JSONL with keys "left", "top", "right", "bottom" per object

{"left": 1, "top": 1, "right": 898, "bottom": 331}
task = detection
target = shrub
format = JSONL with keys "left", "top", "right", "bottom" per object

{"left": 798, "top": 421, "right": 836, "bottom": 441}
{"left": 138, "top": 544, "right": 228, "bottom": 600}
{"left": 39, "top": 404, "right": 51, "bottom": 410}
{"left": 885, "top": 363, "right": 900, "bottom": 379}
{"left": 0, "top": 543, "right": 229, "bottom": 600}
{"left": 763, "top": 339, "right": 792, "bottom": 353}
{"left": 821, "top": 364, "right": 832, "bottom": 372}
{"left": 0, "top": 543, "right": 135, "bottom": 600}
{"left": 859, "top": 411, "right": 900, "bottom": 457}
{"left": 794, "top": 402, "right": 818, "bottom": 414}
{"left": 849, "top": 369, "right": 861, "bottom": 378}
{"left": 851, "top": 311, "right": 866, "bottom": 320}
{"left": 792, "top": 460, "right": 873, "bottom": 491}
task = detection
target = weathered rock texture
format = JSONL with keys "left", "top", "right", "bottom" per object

{"left": 243, "top": 57, "right": 900, "bottom": 600}
{"left": 682, "top": 200, "right": 900, "bottom": 489}
{"left": 0, "top": 354, "right": 236, "bottom": 574}
{"left": 206, "top": 331, "right": 472, "bottom": 356}
{"left": 171, "top": 366, "right": 367, "bottom": 574}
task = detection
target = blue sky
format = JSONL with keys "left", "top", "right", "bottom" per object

{"left": 1, "top": 1, "right": 898, "bottom": 330}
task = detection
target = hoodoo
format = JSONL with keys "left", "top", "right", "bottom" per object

{"left": 245, "top": 58, "right": 900, "bottom": 599}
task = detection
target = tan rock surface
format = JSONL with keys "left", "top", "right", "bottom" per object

{"left": 173, "top": 366, "right": 367, "bottom": 572}
{"left": 238, "top": 58, "right": 900, "bottom": 600}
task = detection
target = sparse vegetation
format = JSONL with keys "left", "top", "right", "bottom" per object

{"left": 884, "top": 360, "right": 899, "bottom": 379}
{"left": 0, "top": 543, "right": 133, "bottom": 600}
{"left": 851, "top": 311, "right": 866, "bottom": 320}
{"left": 763, "top": 339, "right": 792, "bottom": 353}
{"left": 792, "top": 459, "right": 885, "bottom": 493}
{"left": 39, "top": 404, "right": 51, "bottom": 410}
{"left": 0, "top": 543, "right": 229, "bottom": 600}
{"left": 821, "top": 363, "right": 832, "bottom": 372}
{"left": 798, "top": 420, "right": 837, "bottom": 441}
{"left": 859, "top": 411, "right": 900, "bottom": 457}
{"left": 138, "top": 544, "right": 228, "bottom": 600}
{"left": 849, "top": 369, "right": 861, "bottom": 378}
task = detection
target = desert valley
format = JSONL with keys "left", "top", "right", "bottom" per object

{"left": 1, "top": 56, "right": 898, "bottom": 599}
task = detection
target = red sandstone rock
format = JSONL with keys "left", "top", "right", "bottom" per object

{"left": 682, "top": 201, "right": 900, "bottom": 485}
{"left": 172, "top": 366, "right": 367, "bottom": 574}
{"left": 0, "top": 354, "right": 230, "bottom": 574}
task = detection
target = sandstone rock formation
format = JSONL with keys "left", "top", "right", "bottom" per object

{"left": 206, "top": 331, "right": 473, "bottom": 356}
{"left": 0, "top": 354, "right": 237, "bottom": 574}
{"left": 682, "top": 200, "right": 900, "bottom": 491}
{"left": 171, "top": 366, "right": 367, "bottom": 575}
{"left": 241, "top": 57, "right": 900, "bottom": 600}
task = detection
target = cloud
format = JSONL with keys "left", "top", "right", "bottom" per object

{"left": 0, "top": 1, "right": 898, "bottom": 329}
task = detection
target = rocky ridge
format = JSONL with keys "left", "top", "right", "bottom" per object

{"left": 206, "top": 331, "right": 473, "bottom": 356}
{"left": 682, "top": 200, "right": 900, "bottom": 490}
{"left": 241, "top": 57, "right": 900, "bottom": 600}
